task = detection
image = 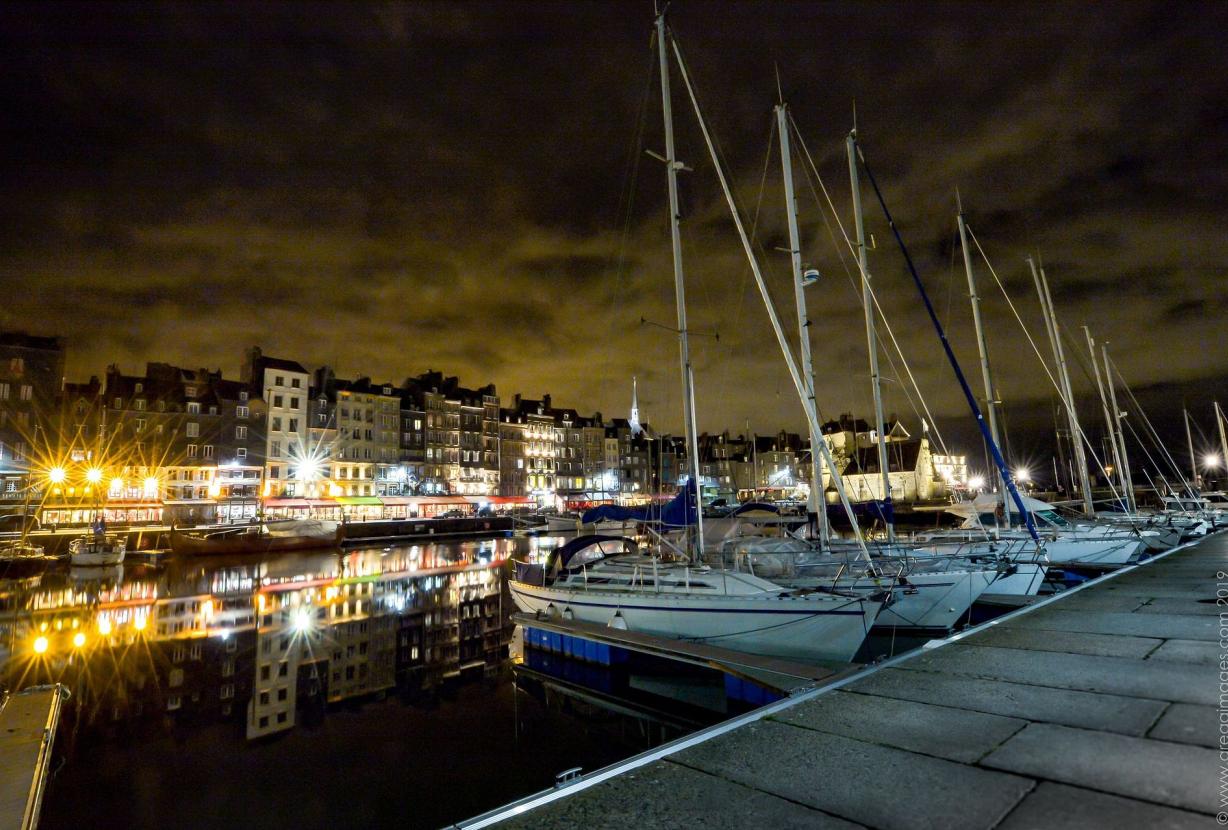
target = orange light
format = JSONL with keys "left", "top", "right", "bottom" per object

{"left": 86, "top": 467, "right": 103, "bottom": 484}
{"left": 47, "top": 466, "right": 66, "bottom": 484}
{"left": 72, "top": 631, "right": 86, "bottom": 648}
{"left": 33, "top": 636, "right": 49, "bottom": 654}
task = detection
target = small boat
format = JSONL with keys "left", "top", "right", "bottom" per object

{"left": 0, "top": 540, "right": 46, "bottom": 561}
{"left": 171, "top": 518, "right": 343, "bottom": 555}
{"left": 70, "top": 534, "right": 127, "bottom": 566}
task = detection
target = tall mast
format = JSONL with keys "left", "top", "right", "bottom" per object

{"left": 847, "top": 132, "right": 894, "bottom": 542}
{"left": 956, "top": 198, "right": 1009, "bottom": 526}
{"left": 1184, "top": 407, "right": 1198, "bottom": 492}
{"left": 776, "top": 103, "right": 829, "bottom": 545}
{"left": 655, "top": 11, "right": 703, "bottom": 552}
{"left": 1029, "top": 257, "right": 1093, "bottom": 514}
{"left": 1083, "top": 327, "right": 1125, "bottom": 512}
{"left": 1216, "top": 402, "right": 1228, "bottom": 489}
{"left": 1103, "top": 345, "right": 1135, "bottom": 512}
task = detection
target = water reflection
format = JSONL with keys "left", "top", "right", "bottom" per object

{"left": 0, "top": 536, "right": 576, "bottom": 744}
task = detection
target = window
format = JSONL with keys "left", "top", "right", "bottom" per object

{"left": 259, "top": 716, "right": 268, "bottom": 728}
{"left": 173, "top": 646, "right": 186, "bottom": 663}
{"left": 220, "top": 684, "right": 234, "bottom": 700}
{"left": 271, "top": 441, "right": 281, "bottom": 458}
{"left": 272, "top": 417, "right": 282, "bottom": 432}
{"left": 185, "top": 386, "right": 197, "bottom": 397}
{"left": 222, "top": 659, "right": 235, "bottom": 677}
{"left": 269, "top": 465, "right": 280, "bottom": 479}
{"left": 186, "top": 422, "right": 199, "bottom": 437}
{"left": 203, "top": 445, "right": 214, "bottom": 458}
{"left": 236, "top": 425, "right": 248, "bottom": 439}
{"left": 135, "top": 418, "right": 146, "bottom": 432}
{"left": 236, "top": 405, "right": 249, "bottom": 418}
{"left": 276, "top": 712, "right": 287, "bottom": 724}
{"left": 290, "top": 397, "right": 299, "bottom": 409}
{"left": 275, "top": 375, "right": 284, "bottom": 386}
{"left": 209, "top": 405, "right": 218, "bottom": 415}
{"left": 237, "top": 447, "right": 247, "bottom": 459}
{"left": 240, "top": 390, "right": 249, "bottom": 401}
{"left": 274, "top": 395, "right": 283, "bottom": 408}
{"left": 288, "top": 418, "right": 298, "bottom": 432}
{"left": 9, "top": 357, "right": 23, "bottom": 374}
{"left": 134, "top": 398, "right": 145, "bottom": 410}
{"left": 190, "top": 642, "right": 202, "bottom": 660}
{"left": 259, "top": 691, "right": 270, "bottom": 705}
{"left": 187, "top": 444, "right": 198, "bottom": 458}
{"left": 291, "top": 378, "right": 301, "bottom": 388}
{"left": 277, "top": 688, "right": 287, "bottom": 701}
{"left": 167, "top": 695, "right": 181, "bottom": 711}
{"left": 0, "top": 383, "right": 7, "bottom": 399}
{"left": 260, "top": 665, "right": 270, "bottom": 681}
{"left": 114, "top": 397, "right": 122, "bottom": 408}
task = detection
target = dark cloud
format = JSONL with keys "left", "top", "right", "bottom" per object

{"left": 0, "top": 0, "right": 1225, "bottom": 442}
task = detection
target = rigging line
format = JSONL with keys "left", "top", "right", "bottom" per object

{"left": 714, "top": 118, "right": 779, "bottom": 422}
{"left": 853, "top": 139, "right": 1042, "bottom": 545}
{"left": 965, "top": 226, "right": 1121, "bottom": 501}
{"left": 609, "top": 43, "right": 658, "bottom": 405}
{"left": 790, "top": 117, "right": 951, "bottom": 457}
{"left": 1106, "top": 354, "right": 1193, "bottom": 488}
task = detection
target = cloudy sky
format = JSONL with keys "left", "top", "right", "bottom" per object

{"left": 2, "top": 1, "right": 1225, "bottom": 455}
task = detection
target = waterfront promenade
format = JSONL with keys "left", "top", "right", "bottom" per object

{"left": 478, "top": 532, "right": 1225, "bottom": 828}
{"left": 0, "top": 686, "right": 64, "bottom": 830}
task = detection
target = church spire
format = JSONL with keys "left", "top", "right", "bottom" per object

{"left": 629, "top": 376, "right": 642, "bottom": 436}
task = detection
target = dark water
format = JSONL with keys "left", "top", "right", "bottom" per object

{"left": 0, "top": 535, "right": 641, "bottom": 829}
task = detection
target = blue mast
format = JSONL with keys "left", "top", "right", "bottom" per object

{"left": 850, "top": 135, "right": 1043, "bottom": 545}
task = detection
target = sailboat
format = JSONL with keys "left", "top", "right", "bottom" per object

{"left": 508, "top": 10, "right": 884, "bottom": 663}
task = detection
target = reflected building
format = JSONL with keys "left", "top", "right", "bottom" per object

{"left": 0, "top": 545, "right": 510, "bottom": 743}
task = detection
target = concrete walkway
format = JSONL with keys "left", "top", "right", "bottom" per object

{"left": 486, "top": 533, "right": 1225, "bottom": 829}
{"left": 0, "top": 686, "right": 64, "bottom": 830}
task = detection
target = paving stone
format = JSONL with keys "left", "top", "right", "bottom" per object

{"left": 850, "top": 667, "right": 1165, "bottom": 736}
{"left": 1004, "top": 609, "right": 1219, "bottom": 641}
{"left": 1147, "top": 639, "right": 1221, "bottom": 665}
{"left": 773, "top": 690, "right": 1026, "bottom": 763}
{"left": 1135, "top": 597, "right": 1224, "bottom": 616}
{"left": 673, "top": 720, "right": 1033, "bottom": 830}
{"left": 1148, "top": 703, "right": 1218, "bottom": 748}
{"left": 902, "top": 644, "right": 1213, "bottom": 704}
{"left": 998, "top": 781, "right": 1209, "bottom": 829}
{"left": 499, "top": 760, "right": 862, "bottom": 830}
{"left": 971, "top": 626, "right": 1161, "bottom": 658}
{"left": 980, "top": 723, "right": 1217, "bottom": 813}
{"left": 1050, "top": 593, "right": 1148, "bottom": 611}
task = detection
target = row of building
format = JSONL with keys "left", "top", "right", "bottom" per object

{"left": 0, "top": 331, "right": 966, "bottom": 526}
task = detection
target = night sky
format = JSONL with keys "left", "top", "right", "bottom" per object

{"left": 2, "top": 1, "right": 1226, "bottom": 456}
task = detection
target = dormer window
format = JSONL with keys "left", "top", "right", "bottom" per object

{"left": 239, "top": 390, "right": 249, "bottom": 401}
{"left": 187, "top": 402, "right": 201, "bottom": 414}
{"left": 135, "top": 383, "right": 143, "bottom": 393}
{"left": 185, "top": 386, "right": 197, "bottom": 397}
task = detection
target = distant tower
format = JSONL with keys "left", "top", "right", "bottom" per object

{"left": 629, "top": 376, "right": 643, "bottom": 436}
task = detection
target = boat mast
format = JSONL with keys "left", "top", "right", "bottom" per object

{"left": 1184, "top": 407, "right": 1198, "bottom": 492}
{"left": 776, "top": 102, "right": 829, "bottom": 545}
{"left": 667, "top": 37, "right": 871, "bottom": 562}
{"left": 847, "top": 132, "right": 894, "bottom": 542}
{"left": 1083, "top": 327, "right": 1126, "bottom": 512}
{"left": 956, "top": 198, "right": 1009, "bottom": 526}
{"left": 1103, "top": 344, "right": 1136, "bottom": 512}
{"left": 655, "top": 10, "right": 703, "bottom": 553}
{"left": 1216, "top": 402, "right": 1228, "bottom": 489}
{"left": 1029, "top": 257, "right": 1093, "bottom": 515}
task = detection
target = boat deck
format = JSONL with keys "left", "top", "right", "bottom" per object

{"left": 473, "top": 532, "right": 1224, "bottom": 828}
{"left": 0, "top": 686, "right": 65, "bottom": 830}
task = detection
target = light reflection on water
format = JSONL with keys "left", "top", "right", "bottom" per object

{"left": 1, "top": 533, "right": 641, "bottom": 829}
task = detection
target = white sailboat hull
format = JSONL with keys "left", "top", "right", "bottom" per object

{"left": 508, "top": 580, "right": 880, "bottom": 663}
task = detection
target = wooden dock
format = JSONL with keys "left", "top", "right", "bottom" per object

{"left": 465, "top": 532, "right": 1225, "bottom": 828}
{"left": 0, "top": 686, "right": 65, "bottom": 830}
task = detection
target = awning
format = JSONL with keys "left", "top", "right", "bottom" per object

{"left": 263, "top": 498, "right": 310, "bottom": 508}
{"left": 481, "top": 496, "right": 532, "bottom": 505}
{"left": 414, "top": 496, "right": 471, "bottom": 506}
{"left": 336, "top": 496, "right": 382, "bottom": 506}
{"left": 380, "top": 497, "right": 413, "bottom": 505}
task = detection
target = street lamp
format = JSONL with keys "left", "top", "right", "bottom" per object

{"left": 86, "top": 467, "right": 103, "bottom": 485}
{"left": 48, "top": 466, "right": 66, "bottom": 484}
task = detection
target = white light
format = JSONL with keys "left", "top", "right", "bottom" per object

{"left": 297, "top": 455, "right": 320, "bottom": 481}
{"left": 1014, "top": 468, "right": 1031, "bottom": 483}
{"left": 967, "top": 475, "right": 985, "bottom": 490}
{"left": 1204, "top": 454, "right": 1221, "bottom": 469}
{"left": 293, "top": 607, "right": 312, "bottom": 632}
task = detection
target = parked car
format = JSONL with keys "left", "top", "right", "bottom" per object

{"left": 438, "top": 509, "right": 467, "bottom": 519}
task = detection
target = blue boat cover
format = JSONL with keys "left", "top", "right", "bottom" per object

{"left": 581, "top": 479, "right": 698, "bottom": 527}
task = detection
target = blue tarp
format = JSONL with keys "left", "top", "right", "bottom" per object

{"left": 581, "top": 479, "right": 698, "bottom": 527}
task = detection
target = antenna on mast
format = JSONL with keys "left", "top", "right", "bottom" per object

{"left": 774, "top": 62, "right": 783, "bottom": 105}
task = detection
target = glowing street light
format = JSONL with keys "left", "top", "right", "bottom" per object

{"left": 1205, "top": 454, "right": 1221, "bottom": 469}
{"left": 97, "top": 618, "right": 112, "bottom": 636}
{"left": 143, "top": 477, "right": 160, "bottom": 497}
{"left": 33, "top": 636, "right": 49, "bottom": 654}
{"left": 1014, "top": 468, "right": 1031, "bottom": 484}
{"left": 48, "top": 466, "right": 66, "bottom": 484}
{"left": 293, "top": 607, "right": 312, "bottom": 632}
{"left": 967, "top": 475, "right": 986, "bottom": 490}
{"left": 86, "top": 467, "right": 103, "bottom": 484}
{"left": 72, "top": 631, "right": 86, "bottom": 648}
